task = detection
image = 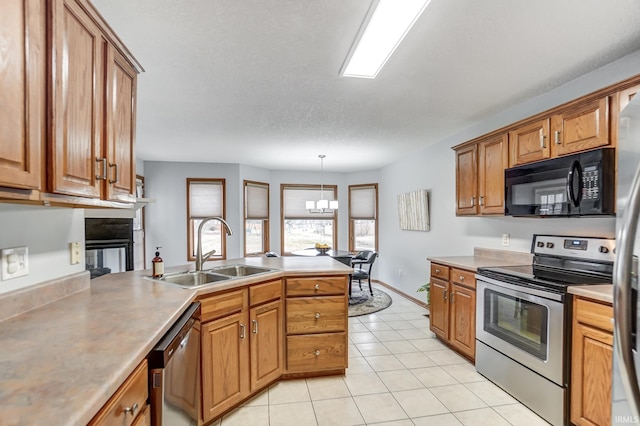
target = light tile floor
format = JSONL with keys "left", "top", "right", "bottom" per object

{"left": 215, "top": 284, "right": 550, "bottom": 426}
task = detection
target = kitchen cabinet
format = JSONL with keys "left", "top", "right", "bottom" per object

{"left": 509, "top": 118, "right": 551, "bottom": 167}
{"left": 570, "top": 296, "right": 613, "bottom": 426}
{"left": 284, "top": 276, "right": 348, "bottom": 374}
{"left": 49, "top": 0, "right": 138, "bottom": 203}
{"left": 429, "top": 263, "right": 476, "bottom": 361}
{"left": 0, "top": 0, "right": 45, "bottom": 194}
{"left": 88, "top": 359, "right": 149, "bottom": 426}
{"left": 455, "top": 134, "right": 508, "bottom": 216}
{"left": 550, "top": 97, "right": 610, "bottom": 157}
{"left": 200, "top": 279, "right": 283, "bottom": 423}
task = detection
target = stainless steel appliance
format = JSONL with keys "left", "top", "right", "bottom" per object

{"left": 505, "top": 147, "right": 615, "bottom": 217}
{"left": 149, "top": 302, "right": 201, "bottom": 426}
{"left": 476, "top": 234, "right": 614, "bottom": 425}
{"left": 612, "top": 92, "right": 640, "bottom": 423}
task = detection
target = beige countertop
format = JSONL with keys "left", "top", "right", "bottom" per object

{"left": 427, "top": 248, "right": 533, "bottom": 272}
{"left": 0, "top": 256, "right": 351, "bottom": 426}
{"left": 568, "top": 284, "right": 613, "bottom": 304}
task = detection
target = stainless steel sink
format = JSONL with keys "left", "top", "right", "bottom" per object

{"left": 156, "top": 271, "right": 231, "bottom": 287}
{"left": 206, "top": 264, "right": 274, "bottom": 277}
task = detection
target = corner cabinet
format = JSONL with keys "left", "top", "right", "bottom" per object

{"left": 199, "top": 280, "right": 283, "bottom": 424}
{"left": 455, "top": 134, "right": 508, "bottom": 216}
{"left": 285, "top": 276, "right": 349, "bottom": 375}
{"left": 570, "top": 296, "right": 613, "bottom": 426}
{"left": 429, "top": 263, "right": 476, "bottom": 361}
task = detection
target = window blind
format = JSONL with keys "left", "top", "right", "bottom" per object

{"left": 246, "top": 182, "right": 269, "bottom": 219}
{"left": 350, "top": 185, "right": 376, "bottom": 219}
{"left": 189, "top": 180, "right": 223, "bottom": 218}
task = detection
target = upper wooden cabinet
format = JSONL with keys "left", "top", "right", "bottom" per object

{"left": 455, "top": 134, "right": 508, "bottom": 216}
{"left": 550, "top": 96, "right": 610, "bottom": 157}
{"left": 0, "top": 0, "right": 46, "bottom": 192}
{"left": 49, "top": 0, "right": 139, "bottom": 203}
{"left": 509, "top": 118, "right": 551, "bottom": 167}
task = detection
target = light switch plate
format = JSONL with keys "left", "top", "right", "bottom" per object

{"left": 70, "top": 241, "right": 81, "bottom": 265}
{"left": 1, "top": 246, "right": 29, "bottom": 280}
{"left": 501, "top": 233, "right": 510, "bottom": 246}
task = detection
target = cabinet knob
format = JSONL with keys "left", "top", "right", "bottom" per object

{"left": 124, "top": 402, "right": 139, "bottom": 416}
{"left": 314, "top": 284, "right": 320, "bottom": 290}
{"left": 460, "top": 275, "right": 464, "bottom": 281}
{"left": 314, "top": 350, "right": 320, "bottom": 356}
{"left": 315, "top": 312, "right": 320, "bottom": 319}
{"left": 435, "top": 268, "right": 440, "bottom": 273}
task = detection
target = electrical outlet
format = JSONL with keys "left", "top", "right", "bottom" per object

{"left": 1, "top": 246, "right": 29, "bottom": 280}
{"left": 501, "top": 233, "right": 510, "bottom": 246}
{"left": 70, "top": 241, "right": 81, "bottom": 265}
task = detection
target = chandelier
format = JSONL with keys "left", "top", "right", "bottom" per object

{"left": 306, "top": 155, "right": 338, "bottom": 213}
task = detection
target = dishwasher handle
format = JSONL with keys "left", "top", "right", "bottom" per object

{"left": 149, "top": 302, "right": 201, "bottom": 368}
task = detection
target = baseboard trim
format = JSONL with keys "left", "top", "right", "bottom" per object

{"left": 373, "top": 279, "right": 429, "bottom": 311}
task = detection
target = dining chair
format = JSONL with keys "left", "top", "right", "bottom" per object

{"left": 350, "top": 251, "right": 377, "bottom": 296}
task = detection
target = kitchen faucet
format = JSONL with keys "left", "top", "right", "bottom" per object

{"left": 195, "top": 217, "right": 233, "bottom": 271}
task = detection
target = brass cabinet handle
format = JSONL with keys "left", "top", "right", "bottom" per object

{"left": 443, "top": 291, "right": 447, "bottom": 301}
{"left": 96, "top": 158, "right": 107, "bottom": 180}
{"left": 450, "top": 292, "right": 455, "bottom": 303}
{"left": 252, "top": 319, "right": 258, "bottom": 334}
{"left": 471, "top": 197, "right": 476, "bottom": 207}
{"left": 124, "top": 402, "right": 139, "bottom": 416}
{"left": 479, "top": 196, "right": 484, "bottom": 206}
{"left": 240, "top": 324, "right": 246, "bottom": 339}
{"left": 108, "top": 162, "right": 118, "bottom": 184}
{"left": 315, "top": 312, "right": 320, "bottom": 319}
{"left": 554, "top": 130, "right": 561, "bottom": 145}
{"left": 540, "top": 134, "right": 547, "bottom": 149}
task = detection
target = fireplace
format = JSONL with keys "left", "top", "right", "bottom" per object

{"left": 85, "top": 218, "right": 134, "bottom": 279}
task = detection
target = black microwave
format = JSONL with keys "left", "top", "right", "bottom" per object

{"left": 504, "top": 148, "right": 615, "bottom": 217}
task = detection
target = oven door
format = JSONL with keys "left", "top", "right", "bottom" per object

{"left": 476, "top": 275, "right": 565, "bottom": 385}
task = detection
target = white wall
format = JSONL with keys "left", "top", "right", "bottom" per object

{"left": 0, "top": 204, "right": 85, "bottom": 294}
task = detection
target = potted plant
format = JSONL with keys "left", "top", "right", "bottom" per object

{"left": 417, "top": 282, "right": 430, "bottom": 307}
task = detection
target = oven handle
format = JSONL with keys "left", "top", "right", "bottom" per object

{"left": 614, "top": 158, "right": 640, "bottom": 420}
{"left": 475, "top": 274, "right": 563, "bottom": 302}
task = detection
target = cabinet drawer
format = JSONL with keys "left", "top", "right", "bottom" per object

{"left": 575, "top": 297, "right": 613, "bottom": 333}
{"left": 287, "top": 332, "right": 347, "bottom": 373}
{"left": 286, "top": 276, "right": 346, "bottom": 297}
{"left": 430, "top": 264, "right": 450, "bottom": 281}
{"left": 89, "top": 359, "right": 148, "bottom": 426}
{"left": 286, "top": 296, "right": 346, "bottom": 334}
{"left": 250, "top": 279, "right": 282, "bottom": 306}
{"left": 451, "top": 268, "right": 475, "bottom": 289}
{"left": 200, "top": 289, "right": 247, "bottom": 323}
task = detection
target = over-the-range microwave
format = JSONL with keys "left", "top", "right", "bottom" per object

{"left": 504, "top": 147, "right": 615, "bottom": 217}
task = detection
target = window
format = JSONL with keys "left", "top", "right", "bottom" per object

{"left": 187, "top": 178, "right": 226, "bottom": 260}
{"left": 349, "top": 183, "right": 378, "bottom": 252}
{"left": 281, "top": 184, "right": 337, "bottom": 254}
{"left": 244, "top": 180, "right": 269, "bottom": 256}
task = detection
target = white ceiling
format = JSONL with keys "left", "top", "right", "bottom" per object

{"left": 92, "top": 0, "right": 640, "bottom": 172}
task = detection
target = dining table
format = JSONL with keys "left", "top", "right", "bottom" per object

{"left": 290, "top": 248, "right": 353, "bottom": 266}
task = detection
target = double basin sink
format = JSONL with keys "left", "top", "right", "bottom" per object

{"left": 148, "top": 264, "right": 276, "bottom": 288}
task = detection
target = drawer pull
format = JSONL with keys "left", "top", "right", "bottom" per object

{"left": 435, "top": 268, "right": 440, "bottom": 273}
{"left": 252, "top": 319, "right": 258, "bottom": 334}
{"left": 124, "top": 402, "right": 139, "bottom": 416}
{"left": 554, "top": 130, "right": 561, "bottom": 145}
{"left": 240, "top": 324, "right": 246, "bottom": 339}
{"left": 314, "top": 284, "right": 320, "bottom": 290}
{"left": 314, "top": 350, "right": 320, "bottom": 356}
{"left": 459, "top": 275, "right": 464, "bottom": 281}
{"left": 315, "top": 312, "right": 320, "bottom": 319}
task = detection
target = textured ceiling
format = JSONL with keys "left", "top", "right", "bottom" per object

{"left": 92, "top": 0, "right": 640, "bottom": 172}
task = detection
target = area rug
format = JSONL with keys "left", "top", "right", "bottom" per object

{"left": 348, "top": 288, "right": 392, "bottom": 317}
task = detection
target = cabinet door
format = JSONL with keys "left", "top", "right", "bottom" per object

{"left": 455, "top": 144, "right": 478, "bottom": 215}
{"left": 429, "top": 278, "right": 449, "bottom": 339}
{"left": 250, "top": 299, "right": 283, "bottom": 391}
{"left": 478, "top": 134, "right": 508, "bottom": 215}
{"left": 201, "top": 312, "right": 250, "bottom": 423}
{"left": 0, "top": 0, "right": 45, "bottom": 190}
{"left": 570, "top": 322, "right": 612, "bottom": 426}
{"left": 449, "top": 284, "right": 475, "bottom": 359}
{"left": 509, "top": 118, "right": 550, "bottom": 166}
{"left": 551, "top": 97, "right": 610, "bottom": 157}
{"left": 105, "top": 45, "right": 137, "bottom": 202}
{"left": 50, "top": 0, "right": 104, "bottom": 198}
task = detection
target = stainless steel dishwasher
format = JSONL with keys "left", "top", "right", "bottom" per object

{"left": 149, "top": 302, "right": 201, "bottom": 426}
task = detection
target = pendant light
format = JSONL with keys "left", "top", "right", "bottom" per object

{"left": 306, "top": 155, "right": 338, "bottom": 213}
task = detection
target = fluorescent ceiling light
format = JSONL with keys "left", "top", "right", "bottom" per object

{"left": 341, "top": 0, "right": 431, "bottom": 79}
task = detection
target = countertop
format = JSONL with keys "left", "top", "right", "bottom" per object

{"left": 427, "top": 248, "right": 533, "bottom": 272}
{"left": 568, "top": 284, "right": 613, "bottom": 304}
{"left": 0, "top": 256, "right": 352, "bottom": 426}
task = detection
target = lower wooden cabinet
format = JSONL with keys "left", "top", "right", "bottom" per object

{"left": 428, "top": 263, "right": 476, "bottom": 361}
{"left": 199, "top": 280, "right": 283, "bottom": 423}
{"left": 570, "top": 296, "right": 613, "bottom": 426}
{"left": 88, "top": 359, "right": 149, "bottom": 426}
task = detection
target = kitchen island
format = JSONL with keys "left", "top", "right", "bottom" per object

{"left": 0, "top": 256, "right": 352, "bottom": 426}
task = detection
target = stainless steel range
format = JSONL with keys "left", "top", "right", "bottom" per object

{"left": 475, "top": 234, "right": 615, "bottom": 426}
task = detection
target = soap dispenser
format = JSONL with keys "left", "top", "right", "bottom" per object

{"left": 152, "top": 247, "right": 164, "bottom": 278}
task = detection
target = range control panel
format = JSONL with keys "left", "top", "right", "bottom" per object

{"left": 532, "top": 234, "right": 615, "bottom": 262}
